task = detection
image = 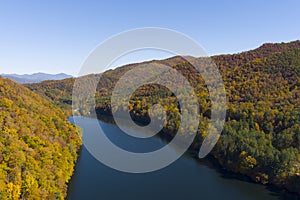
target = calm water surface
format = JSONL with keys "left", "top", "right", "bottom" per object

{"left": 67, "top": 116, "right": 289, "bottom": 200}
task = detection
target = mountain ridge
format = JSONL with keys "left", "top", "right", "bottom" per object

{"left": 25, "top": 39, "right": 300, "bottom": 195}
{"left": 1, "top": 72, "right": 72, "bottom": 84}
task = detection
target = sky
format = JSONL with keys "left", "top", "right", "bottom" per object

{"left": 0, "top": 0, "right": 299, "bottom": 76}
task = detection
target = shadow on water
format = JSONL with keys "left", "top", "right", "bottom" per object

{"left": 67, "top": 116, "right": 299, "bottom": 200}
{"left": 188, "top": 154, "right": 300, "bottom": 200}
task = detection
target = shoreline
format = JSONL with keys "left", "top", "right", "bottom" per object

{"left": 92, "top": 111, "right": 300, "bottom": 199}
{"left": 69, "top": 114, "right": 300, "bottom": 199}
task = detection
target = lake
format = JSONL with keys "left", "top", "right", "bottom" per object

{"left": 66, "top": 116, "right": 288, "bottom": 200}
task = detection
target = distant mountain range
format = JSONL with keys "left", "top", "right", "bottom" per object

{"left": 1, "top": 72, "right": 72, "bottom": 84}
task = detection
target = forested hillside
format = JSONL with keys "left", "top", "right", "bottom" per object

{"left": 0, "top": 77, "right": 81, "bottom": 199}
{"left": 26, "top": 40, "right": 300, "bottom": 194}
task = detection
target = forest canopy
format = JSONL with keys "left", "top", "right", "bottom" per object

{"left": 0, "top": 77, "right": 81, "bottom": 199}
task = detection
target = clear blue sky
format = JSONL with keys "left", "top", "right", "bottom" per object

{"left": 0, "top": 0, "right": 299, "bottom": 76}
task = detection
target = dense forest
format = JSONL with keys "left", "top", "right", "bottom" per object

{"left": 0, "top": 77, "right": 81, "bottom": 199}
{"left": 26, "top": 40, "right": 300, "bottom": 194}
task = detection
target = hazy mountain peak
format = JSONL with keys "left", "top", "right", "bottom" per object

{"left": 1, "top": 72, "right": 72, "bottom": 84}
